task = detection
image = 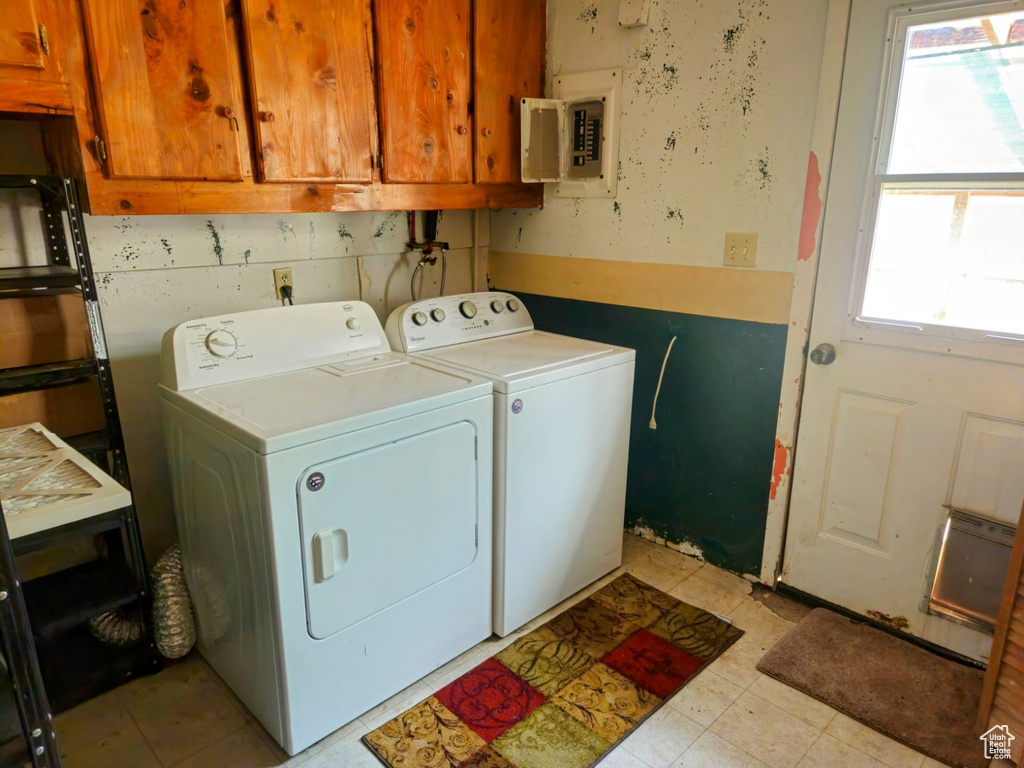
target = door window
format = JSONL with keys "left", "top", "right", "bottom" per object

{"left": 855, "top": 4, "right": 1024, "bottom": 343}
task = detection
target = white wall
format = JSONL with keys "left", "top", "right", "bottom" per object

{"left": 492, "top": 0, "right": 830, "bottom": 274}
{"left": 88, "top": 210, "right": 486, "bottom": 558}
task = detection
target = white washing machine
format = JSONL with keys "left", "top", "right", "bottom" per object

{"left": 386, "top": 292, "right": 635, "bottom": 636}
{"left": 158, "top": 301, "right": 493, "bottom": 755}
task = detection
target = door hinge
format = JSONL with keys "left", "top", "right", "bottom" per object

{"left": 38, "top": 24, "right": 49, "bottom": 56}
{"left": 94, "top": 136, "right": 107, "bottom": 164}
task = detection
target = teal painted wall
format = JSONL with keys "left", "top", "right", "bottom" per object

{"left": 508, "top": 292, "right": 788, "bottom": 575}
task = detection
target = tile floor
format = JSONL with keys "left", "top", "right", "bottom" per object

{"left": 55, "top": 534, "right": 969, "bottom": 768}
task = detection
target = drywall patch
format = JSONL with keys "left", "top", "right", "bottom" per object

{"left": 797, "top": 151, "right": 823, "bottom": 261}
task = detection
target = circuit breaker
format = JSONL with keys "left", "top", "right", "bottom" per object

{"left": 521, "top": 69, "right": 621, "bottom": 198}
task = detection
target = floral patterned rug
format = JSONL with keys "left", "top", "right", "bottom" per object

{"left": 362, "top": 572, "right": 743, "bottom": 768}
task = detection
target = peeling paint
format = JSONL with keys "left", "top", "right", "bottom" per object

{"left": 797, "top": 151, "right": 823, "bottom": 261}
{"left": 629, "top": 525, "right": 706, "bottom": 562}
{"left": 769, "top": 439, "right": 790, "bottom": 500}
{"left": 866, "top": 610, "right": 911, "bottom": 632}
{"left": 205, "top": 220, "right": 224, "bottom": 265}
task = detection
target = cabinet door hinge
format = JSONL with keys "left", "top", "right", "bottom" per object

{"left": 94, "top": 137, "right": 107, "bottom": 164}
{"left": 38, "top": 23, "right": 49, "bottom": 56}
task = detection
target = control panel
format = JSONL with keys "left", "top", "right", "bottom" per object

{"left": 160, "top": 302, "right": 390, "bottom": 391}
{"left": 385, "top": 292, "right": 533, "bottom": 353}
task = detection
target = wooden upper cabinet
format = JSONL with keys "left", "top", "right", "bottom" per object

{"left": 0, "top": 0, "right": 70, "bottom": 114}
{"left": 241, "top": 0, "right": 376, "bottom": 183}
{"left": 80, "top": 0, "right": 243, "bottom": 181}
{"left": 0, "top": 0, "right": 47, "bottom": 71}
{"left": 474, "top": 0, "right": 544, "bottom": 184}
{"left": 374, "top": 0, "right": 472, "bottom": 184}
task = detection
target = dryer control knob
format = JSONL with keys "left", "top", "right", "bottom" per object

{"left": 205, "top": 329, "right": 237, "bottom": 358}
{"left": 506, "top": 298, "right": 521, "bottom": 312}
{"left": 459, "top": 301, "right": 477, "bottom": 319}
{"left": 412, "top": 311, "right": 428, "bottom": 326}
{"left": 346, "top": 317, "right": 361, "bottom": 331}
{"left": 431, "top": 308, "right": 446, "bottom": 323}
{"left": 490, "top": 300, "right": 504, "bottom": 313}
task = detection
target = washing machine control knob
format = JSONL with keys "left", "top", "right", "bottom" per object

{"left": 459, "top": 301, "right": 477, "bottom": 319}
{"left": 205, "top": 329, "right": 238, "bottom": 358}
{"left": 490, "top": 300, "right": 504, "bottom": 313}
{"left": 431, "top": 308, "right": 446, "bottom": 323}
{"left": 412, "top": 311, "right": 428, "bottom": 326}
{"left": 506, "top": 298, "right": 521, "bottom": 312}
{"left": 346, "top": 317, "right": 361, "bottom": 331}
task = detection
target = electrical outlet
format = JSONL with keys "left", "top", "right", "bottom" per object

{"left": 724, "top": 233, "right": 758, "bottom": 267}
{"left": 273, "top": 268, "right": 293, "bottom": 299}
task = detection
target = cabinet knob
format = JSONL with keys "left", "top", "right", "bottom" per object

{"left": 481, "top": 127, "right": 492, "bottom": 137}
{"left": 456, "top": 125, "right": 468, "bottom": 135}
{"left": 223, "top": 107, "right": 239, "bottom": 131}
{"left": 264, "top": 111, "right": 276, "bottom": 123}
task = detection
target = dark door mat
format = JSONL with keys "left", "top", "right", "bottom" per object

{"left": 756, "top": 607, "right": 986, "bottom": 768}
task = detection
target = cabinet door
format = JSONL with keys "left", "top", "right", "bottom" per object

{"left": 81, "top": 0, "right": 243, "bottom": 181}
{"left": 375, "top": 0, "right": 471, "bottom": 183}
{"left": 474, "top": 0, "right": 544, "bottom": 184}
{"left": 0, "top": 0, "right": 46, "bottom": 71}
{"left": 242, "top": 0, "right": 375, "bottom": 183}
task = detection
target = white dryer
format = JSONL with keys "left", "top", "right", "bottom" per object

{"left": 387, "top": 292, "right": 635, "bottom": 636}
{"left": 159, "top": 301, "right": 493, "bottom": 755}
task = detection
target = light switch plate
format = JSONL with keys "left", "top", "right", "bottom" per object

{"left": 724, "top": 233, "right": 758, "bottom": 267}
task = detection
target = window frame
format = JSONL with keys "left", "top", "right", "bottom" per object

{"left": 843, "top": 0, "right": 1024, "bottom": 362}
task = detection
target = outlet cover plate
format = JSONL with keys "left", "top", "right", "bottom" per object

{"left": 724, "top": 233, "right": 758, "bottom": 267}
{"left": 273, "top": 268, "right": 293, "bottom": 299}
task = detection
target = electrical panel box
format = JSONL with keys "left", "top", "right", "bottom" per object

{"left": 521, "top": 69, "right": 621, "bottom": 198}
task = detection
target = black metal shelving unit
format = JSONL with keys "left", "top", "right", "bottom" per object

{"left": 0, "top": 501, "right": 61, "bottom": 768}
{"left": 0, "top": 175, "right": 160, "bottom": 716}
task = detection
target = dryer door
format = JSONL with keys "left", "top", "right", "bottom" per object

{"left": 298, "top": 421, "right": 479, "bottom": 640}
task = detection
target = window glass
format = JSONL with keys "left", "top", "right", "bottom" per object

{"left": 863, "top": 189, "right": 1024, "bottom": 334}
{"left": 888, "top": 11, "right": 1024, "bottom": 174}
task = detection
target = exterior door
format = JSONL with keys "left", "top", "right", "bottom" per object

{"left": 374, "top": 0, "right": 472, "bottom": 183}
{"left": 783, "top": 0, "right": 1024, "bottom": 662}
{"left": 241, "top": 0, "right": 377, "bottom": 183}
